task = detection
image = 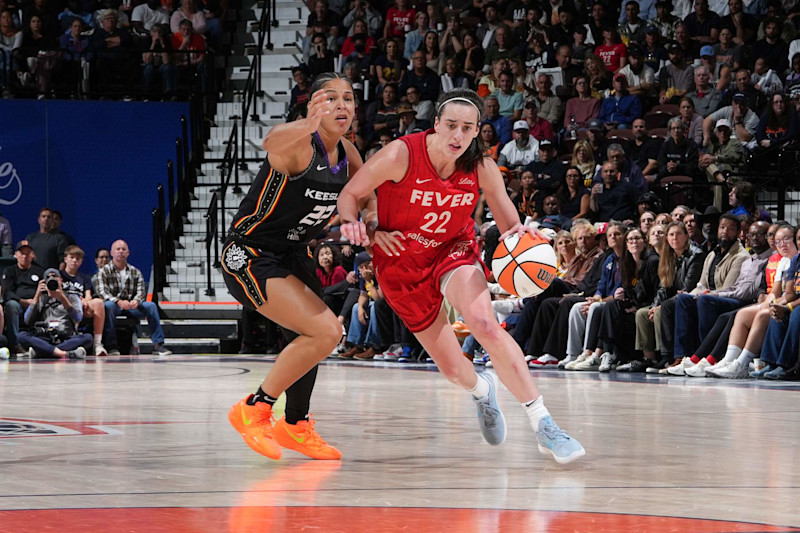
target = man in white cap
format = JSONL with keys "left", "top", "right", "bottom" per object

{"left": 498, "top": 120, "right": 541, "bottom": 172}
{"left": 699, "top": 118, "right": 745, "bottom": 208}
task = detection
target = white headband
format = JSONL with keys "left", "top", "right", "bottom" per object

{"left": 438, "top": 97, "right": 481, "bottom": 115}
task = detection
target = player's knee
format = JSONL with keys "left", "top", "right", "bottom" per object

{"left": 466, "top": 316, "right": 503, "bottom": 343}
{"left": 318, "top": 317, "right": 342, "bottom": 352}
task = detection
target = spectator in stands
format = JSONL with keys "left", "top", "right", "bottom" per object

{"left": 404, "top": 85, "right": 434, "bottom": 124}
{"left": 787, "top": 56, "right": 800, "bottom": 93}
{"left": 523, "top": 139, "right": 565, "bottom": 208}
{"left": 170, "top": 0, "right": 206, "bottom": 36}
{"left": 61, "top": 245, "right": 107, "bottom": 356}
{"left": 563, "top": 75, "right": 601, "bottom": 132}
{"left": 58, "top": 0, "right": 94, "bottom": 33}
{"left": 683, "top": 0, "right": 720, "bottom": 44}
{"left": 641, "top": 26, "right": 667, "bottom": 73}
{"left": 341, "top": 19, "right": 375, "bottom": 58}
{"left": 484, "top": 24, "right": 520, "bottom": 73}
{"left": 640, "top": 210, "right": 656, "bottom": 234}
{"left": 755, "top": 92, "right": 798, "bottom": 149}
{"left": 365, "top": 83, "right": 399, "bottom": 141}
{"left": 92, "top": 247, "right": 110, "bottom": 291}
{"left": 399, "top": 50, "right": 439, "bottom": 102}
{"left": 499, "top": 120, "right": 540, "bottom": 171}
{"left": 554, "top": 230, "right": 577, "bottom": 277}
{"left": 131, "top": 0, "right": 169, "bottom": 34}
{"left": 339, "top": 256, "right": 382, "bottom": 360}
{"left": 493, "top": 69, "right": 524, "bottom": 120}
{"left": 649, "top": 0, "right": 680, "bottom": 41}
{"left": 341, "top": 33, "right": 371, "bottom": 78}
{"left": 591, "top": 162, "right": 639, "bottom": 221}
{"left": 50, "top": 211, "right": 74, "bottom": 247}
{"left": 455, "top": 31, "right": 483, "bottom": 82}
{"left": 393, "top": 103, "right": 427, "bottom": 136}
{"left": 314, "top": 243, "right": 348, "bottom": 315}
{"left": 549, "top": 7, "right": 576, "bottom": 49}
{"left": 572, "top": 139, "right": 600, "bottom": 183}
{"left": 712, "top": 28, "right": 741, "bottom": 77}
{"left": 628, "top": 119, "right": 660, "bottom": 183}
{"left": 703, "top": 92, "right": 759, "bottom": 150}
{"left": 752, "top": 58, "right": 784, "bottom": 97}
{"left": 598, "top": 73, "right": 642, "bottom": 129}
{"left": 538, "top": 195, "right": 573, "bottom": 231}
{"left": 383, "top": 0, "right": 414, "bottom": 41}
{"left": 307, "top": 0, "right": 340, "bottom": 40}
{"left": 142, "top": 24, "right": 177, "bottom": 95}
{"left": 25, "top": 207, "right": 67, "bottom": 270}
{"left": 727, "top": 181, "right": 772, "bottom": 221}
{"left": 594, "top": 26, "right": 628, "bottom": 73}
{"left": 172, "top": 19, "right": 205, "bottom": 90}
{"left": 59, "top": 17, "right": 90, "bottom": 95}
{"left": 584, "top": 2, "right": 607, "bottom": 46}
{"left": 571, "top": 24, "right": 592, "bottom": 67}
{"left": 289, "top": 64, "right": 312, "bottom": 111}
{"left": 403, "top": 10, "right": 428, "bottom": 59}
{"left": 699, "top": 119, "right": 745, "bottom": 207}
{"left": 441, "top": 56, "right": 470, "bottom": 92}
{"left": 13, "top": 14, "right": 59, "bottom": 96}
{"left": 657, "top": 117, "right": 699, "bottom": 180}
{"left": 584, "top": 53, "right": 611, "bottom": 97}
{"left": 523, "top": 100, "right": 555, "bottom": 141}
{"left": 560, "top": 166, "right": 591, "bottom": 219}
{"left": 96, "top": 239, "right": 171, "bottom": 356}
{"left": 307, "top": 32, "right": 334, "bottom": 79}
{"left": 17, "top": 268, "right": 90, "bottom": 359}
{"left": 593, "top": 143, "right": 649, "bottom": 193}
{"left": 551, "top": 45, "right": 581, "bottom": 100}
{"left": 720, "top": 68, "right": 767, "bottom": 114}
{"left": 343, "top": 0, "right": 382, "bottom": 39}
{"left": 586, "top": 118, "right": 611, "bottom": 162}
{"left": 481, "top": 122, "right": 502, "bottom": 161}
{"left": 530, "top": 73, "right": 562, "bottom": 127}
{"left": 511, "top": 169, "right": 539, "bottom": 221}
{"left": 373, "top": 38, "right": 406, "bottom": 90}
{"left": 2, "top": 241, "right": 44, "bottom": 353}
{"left": 619, "top": 1, "right": 648, "bottom": 45}
{"left": 0, "top": 9, "right": 21, "bottom": 92}
{"left": 677, "top": 96, "right": 703, "bottom": 145}
{"left": 617, "top": 45, "right": 655, "bottom": 99}
{"left": 482, "top": 95, "right": 512, "bottom": 144}
{"left": 92, "top": 9, "right": 137, "bottom": 94}
{"left": 720, "top": 0, "right": 758, "bottom": 46}
{"left": 23, "top": 0, "right": 59, "bottom": 38}
{"left": 658, "top": 43, "right": 693, "bottom": 104}
{"left": 687, "top": 65, "right": 722, "bottom": 117}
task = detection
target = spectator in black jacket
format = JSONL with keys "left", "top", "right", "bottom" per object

{"left": 657, "top": 116, "right": 699, "bottom": 180}
{"left": 399, "top": 50, "right": 440, "bottom": 102}
{"left": 2, "top": 240, "right": 45, "bottom": 353}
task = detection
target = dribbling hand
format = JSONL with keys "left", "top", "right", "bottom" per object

{"left": 340, "top": 221, "right": 371, "bottom": 247}
{"left": 499, "top": 223, "right": 550, "bottom": 243}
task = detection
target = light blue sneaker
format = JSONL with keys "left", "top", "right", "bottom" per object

{"left": 535, "top": 416, "right": 585, "bottom": 464}
{"left": 472, "top": 372, "right": 507, "bottom": 446}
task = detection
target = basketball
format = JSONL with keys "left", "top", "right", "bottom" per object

{"left": 491, "top": 233, "right": 557, "bottom": 298}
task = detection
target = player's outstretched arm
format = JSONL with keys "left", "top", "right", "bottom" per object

{"left": 338, "top": 139, "right": 409, "bottom": 246}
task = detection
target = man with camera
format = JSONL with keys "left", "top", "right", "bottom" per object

{"left": 17, "top": 268, "right": 91, "bottom": 359}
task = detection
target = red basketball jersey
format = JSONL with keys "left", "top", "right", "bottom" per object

{"left": 375, "top": 129, "right": 480, "bottom": 251}
{"left": 372, "top": 129, "right": 488, "bottom": 332}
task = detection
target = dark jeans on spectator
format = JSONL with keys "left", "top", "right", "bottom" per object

{"left": 339, "top": 287, "right": 361, "bottom": 331}
{"left": 142, "top": 63, "right": 178, "bottom": 93}
{"left": 511, "top": 278, "right": 572, "bottom": 350}
{"left": 658, "top": 296, "right": 677, "bottom": 359}
{"left": 525, "top": 295, "right": 584, "bottom": 358}
{"left": 322, "top": 280, "right": 352, "bottom": 316}
{"left": 18, "top": 331, "right": 92, "bottom": 357}
{"left": 760, "top": 309, "right": 800, "bottom": 369}
{"left": 374, "top": 297, "right": 412, "bottom": 352}
{"left": 4, "top": 300, "right": 25, "bottom": 347}
{"left": 693, "top": 308, "right": 739, "bottom": 360}
{"left": 103, "top": 301, "right": 165, "bottom": 346}
{"left": 674, "top": 294, "right": 748, "bottom": 357}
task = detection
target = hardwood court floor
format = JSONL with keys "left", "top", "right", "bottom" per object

{"left": 1, "top": 355, "right": 800, "bottom": 532}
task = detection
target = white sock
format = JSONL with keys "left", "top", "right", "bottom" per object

{"left": 722, "top": 345, "right": 742, "bottom": 363}
{"left": 737, "top": 348, "right": 757, "bottom": 364}
{"left": 467, "top": 373, "right": 491, "bottom": 399}
{"left": 523, "top": 396, "right": 550, "bottom": 429}
{"left": 94, "top": 334, "right": 102, "bottom": 346}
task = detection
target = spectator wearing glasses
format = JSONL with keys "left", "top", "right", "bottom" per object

{"left": 399, "top": 50, "right": 440, "bottom": 103}
{"left": 657, "top": 117, "right": 699, "bottom": 180}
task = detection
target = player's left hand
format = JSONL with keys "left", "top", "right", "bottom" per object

{"left": 499, "top": 223, "right": 550, "bottom": 242}
{"left": 373, "top": 230, "right": 406, "bottom": 256}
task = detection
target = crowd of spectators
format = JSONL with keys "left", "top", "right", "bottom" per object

{"left": 0, "top": 207, "right": 171, "bottom": 360}
{"left": 0, "top": 0, "right": 220, "bottom": 98}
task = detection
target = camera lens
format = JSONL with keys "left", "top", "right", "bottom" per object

{"left": 46, "top": 278, "right": 59, "bottom": 291}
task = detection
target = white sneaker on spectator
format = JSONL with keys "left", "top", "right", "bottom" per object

{"left": 558, "top": 355, "right": 577, "bottom": 369}
{"left": 705, "top": 359, "right": 733, "bottom": 376}
{"left": 109, "top": 347, "right": 121, "bottom": 356}
{"left": 574, "top": 354, "right": 600, "bottom": 371}
{"left": 381, "top": 345, "right": 403, "bottom": 361}
{"left": 531, "top": 354, "right": 559, "bottom": 367}
{"left": 25, "top": 347, "right": 36, "bottom": 359}
{"left": 685, "top": 358, "right": 711, "bottom": 377}
{"left": 67, "top": 347, "right": 86, "bottom": 359}
{"left": 564, "top": 353, "right": 587, "bottom": 370}
{"left": 524, "top": 354, "right": 536, "bottom": 362}
{"left": 667, "top": 357, "right": 694, "bottom": 376}
{"left": 709, "top": 359, "right": 750, "bottom": 379}
{"left": 94, "top": 343, "right": 108, "bottom": 357}
{"left": 598, "top": 352, "right": 616, "bottom": 372}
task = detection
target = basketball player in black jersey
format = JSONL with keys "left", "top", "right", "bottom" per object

{"left": 225, "top": 73, "right": 373, "bottom": 460}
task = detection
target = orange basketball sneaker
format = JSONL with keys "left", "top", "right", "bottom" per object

{"left": 273, "top": 415, "right": 342, "bottom": 460}
{"left": 228, "top": 395, "right": 282, "bottom": 460}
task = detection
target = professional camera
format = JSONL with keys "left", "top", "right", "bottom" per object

{"left": 45, "top": 270, "right": 60, "bottom": 291}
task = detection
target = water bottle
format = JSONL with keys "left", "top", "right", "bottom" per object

{"left": 570, "top": 115, "right": 577, "bottom": 139}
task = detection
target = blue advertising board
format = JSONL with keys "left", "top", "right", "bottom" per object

{"left": 0, "top": 99, "right": 190, "bottom": 280}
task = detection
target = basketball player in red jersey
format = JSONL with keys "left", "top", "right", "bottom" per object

{"left": 225, "top": 73, "right": 375, "bottom": 460}
{"left": 338, "top": 89, "right": 585, "bottom": 464}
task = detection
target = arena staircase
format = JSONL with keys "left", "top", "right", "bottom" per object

{"left": 136, "top": 0, "right": 307, "bottom": 354}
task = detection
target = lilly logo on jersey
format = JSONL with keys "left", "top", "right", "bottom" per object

{"left": 457, "top": 177, "right": 475, "bottom": 186}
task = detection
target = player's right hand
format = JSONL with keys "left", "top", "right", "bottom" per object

{"left": 373, "top": 230, "right": 406, "bottom": 256}
{"left": 305, "top": 89, "right": 337, "bottom": 132}
{"left": 340, "top": 221, "right": 370, "bottom": 247}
